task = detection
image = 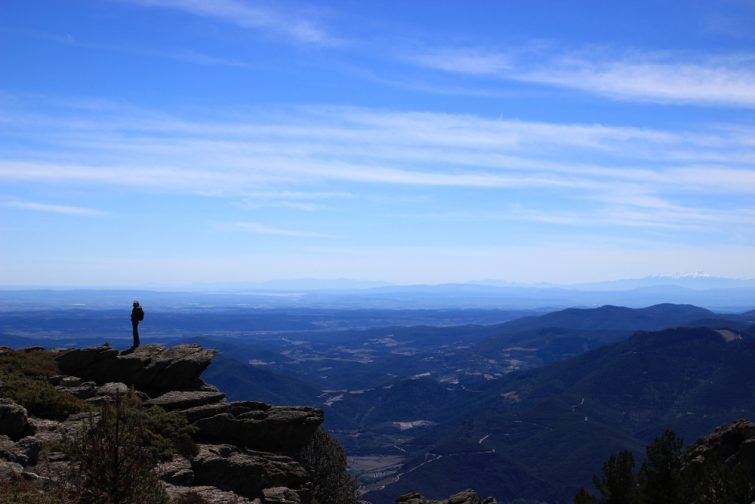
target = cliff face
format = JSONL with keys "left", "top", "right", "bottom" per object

{"left": 0, "top": 344, "right": 324, "bottom": 504}
{"left": 681, "top": 419, "right": 755, "bottom": 502}
{"left": 0, "top": 343, "right": 498, "bottom": 504}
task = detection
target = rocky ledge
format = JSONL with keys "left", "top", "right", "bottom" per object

{"left": 55, "top": 343, "right": 219, "bottom": 396}
{"left": 0, "top": 344, "right": 324, "bottom": 504}
{"left": 682, "top": 418, "right": 755, "bottom": 480}
{"left": 1, "top": 343, "right": 497, "bottom": 504}
{"left": 395, "top": 489, "right": 497, "bottom": 504}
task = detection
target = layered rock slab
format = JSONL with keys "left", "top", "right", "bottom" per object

{"left": 396, "top": 489, "right": 497, "bottom": 504}
{"left": 164, "top": 483, "right": 260, "bottom": 504}
{"left": 56, "top": 344, "right": 217, "bottom": 395}
{"left": 193, "top": 404, "right": 323, "bottom": 452}
{"left": 147, "top": 390, "right": 226, "bottom": 411}
{"left": 191, "top": 444, "right": 311, "bottom": 501}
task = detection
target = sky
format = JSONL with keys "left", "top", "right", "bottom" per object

{"left": 1, "top": 0, "right": 755, "bottom": 287}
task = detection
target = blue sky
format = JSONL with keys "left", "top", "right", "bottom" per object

{"left": 1, "top": 0, "right": 755, "bottom": 286}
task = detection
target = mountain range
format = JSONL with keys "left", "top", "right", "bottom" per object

{"left": 4, "top": 274, "right": 755, "bottom": 311}
{"left": 364, "top": 325, "right": 755, "bottom": 502}
{"left": 2, "top": 298, "right": 755, "bottom": 502}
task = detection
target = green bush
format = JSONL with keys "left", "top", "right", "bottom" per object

{"left": 140, "top": 402, "right": 198, "bottom": 460}
{"left": 76, "top": 391, "right": 198, "bottom": 461}
{"left": 0, "top": 477, "right": 65, "bottom": 504}
{"left": 0, "top": 347, "right": 59, "bottom": 377}
{"left": 64, "top": 394, "right": 170, "bottom": 504}
{"left": 297, "top": 428, "right": 359, "bottom": 504}
{"left": 0, "top": 348, "right": 94, "bottom": 420}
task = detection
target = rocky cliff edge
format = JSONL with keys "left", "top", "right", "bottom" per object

{"left": 0, "top": 344, "right": 323, "bottom": 504}
{"left": 0, "top": 344, "right": 497, "bottom": 504}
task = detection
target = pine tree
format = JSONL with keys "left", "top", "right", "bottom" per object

{"left": 591, "top": 449, "right": 641, "bottom": 504}
{"left": 573, "top": 488, "right": 598, "bottom": 504}
{"left": 638, "top": 430, "right": 684, "bottom": 504}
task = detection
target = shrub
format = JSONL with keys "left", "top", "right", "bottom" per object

{"left": 0, "top": 347, "right": 59, "bottom": 377}
{"left": 297, "top": 428, "right": 359, "bottom": 504}
{"left": 139, "top": 403, "right": 198, "bottom": 460}
{"left": 64, "top": 393, "right": 170, "bottom": 504}
{"left": 0, "top": 477, "right": 65, "bottom": 504}
{"left": 0, "top": 348, "right": 94, "bottom": 420}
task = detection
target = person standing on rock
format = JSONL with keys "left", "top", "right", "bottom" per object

{"left": 131, "top": 300, "right": 144, "bottom": 348}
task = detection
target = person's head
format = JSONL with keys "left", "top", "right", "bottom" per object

{"left": 133, "top": 300, "right": 140, "bottom": 307}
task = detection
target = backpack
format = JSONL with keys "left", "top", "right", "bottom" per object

{"left": 137, "top": 307, "right": 144, "bottom": 321}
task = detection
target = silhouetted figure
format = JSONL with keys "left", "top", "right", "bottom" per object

{"left": 130, "top": 300, "right": 144, "bottom": 348}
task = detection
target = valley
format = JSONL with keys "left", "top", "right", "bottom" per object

{"left": 1, "top": 300, "right": 754, "bottom": 502}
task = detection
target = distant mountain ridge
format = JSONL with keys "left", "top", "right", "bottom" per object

{"left": 4, "top": 275, "right": 755, "bottom": 310}
{"left": 494, "top": 303, "right": 715, "bottom": 332}
{"left": 367, "top": 324, "right": 755, "bottom": 503}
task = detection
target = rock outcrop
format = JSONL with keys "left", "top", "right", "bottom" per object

{"left": 0, "top": 435, "right": 42, "bottom": 466}
{"left": 682, "top": 418, "right": 755, "bottom": 485}
{"left": 164, "top": 483, "right": 259, "bottom": 504}
{"left": 0, "top": 398, "right": 32, "bottom": 439}
{"left": 191, "top": 443, "right": 311, "bottom": 499}
{"left": 1, "top": 344, "right": 324, "bottom": 504}
{"left": 55, "top": 344, "right": 217, "bottom": 395}
{"left": 395, "top": 489, "right": 497, "bottom": 504}
{"left": 0, "top": 342, "right": 496, "bottom": 504}
{"left": 193, "top": 403, "right": 324, "bottom": 452}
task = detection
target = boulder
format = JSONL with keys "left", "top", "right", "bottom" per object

{"left": 395, "top": 489, "right": 497, "bottom": 504}
{"left": 56, "top": 344, "right": 218, "bottom": 395}
{"left": 96, "top": 382, "right": 130, "bottom": 397}
{"left": 163, "top": 483, "right": 260, "bottom": 504}
{"left": 263, "top": 486, "right": 303, "bottom": 503}
{"left": 55, "top": 346, "right": 119, "bottom": 372}
{"left": 181, "top": 402, "right": 233, "bottom": 423}
{"left": 48, "top": 375, "right": 82, "bottom": 387}
{"left": 156, "top": 454, "right": 194, "bottom": 486}
{"left": 0, "top": 398, "right": 32, "bottom": 439}
{"left": 0, "top": 435, "right": 43, "bottom": 466}
{"left": 0, "top": 459, "right": 23, "bottom": 479}
{"left": 58, "top": 384, "right": 97, "bottom": 399}
{"left": 191, "top": 444, "right": 310, "bottom": 500}
{"left": 448, "top": 490, "right": 497, "bottom": 504}
{"left": 15, "top": 436, "right": 43, "bottom": 466}
{"left": 229, "top": 401, "right": 271, "bottom": 414}
{"left": 0, "top": 435, "right": 18, "bottom": 463}
{"left": 193, "top": 404, "right": 323, "bottom": 452}
{"left": 147, "top": 390, "right": 226, "bottom": 411}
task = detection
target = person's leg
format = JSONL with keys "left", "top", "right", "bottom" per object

{"left": 132, "top": 321, "right": 140, "bottom": 347}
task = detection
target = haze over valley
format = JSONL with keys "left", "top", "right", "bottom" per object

{"left": 2, "top": 281, "right": 754, "bottom": 502}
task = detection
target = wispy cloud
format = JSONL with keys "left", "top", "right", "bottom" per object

{"left": 2, "top": 97, "right": 755, "bottom": 235}
{"left": 506, "top": 203, "right": 755, "bottom": 231}
{"left": 412, "top": 48, "right": 512, "bottom": 75}
{"left": 4, "top": 101, "right": 753, "bottom": 190}
{"left": 2, "top": 27, "right": 249, "bottom": 68}
{"left": 228, "top": 221, "right": 333, "bottom": 238}
{"left": 411, "top": 47, "right": 755, "bottom": 107}
{"left": 120, "top": 0, "right": 343, "bottom": 46}
{"left": 240, "top": 191, "right": 352, "bottom": 211}
{"left": 125, "top": 46, "right": 249, "bottom": 67}
{"left": 0, "top": 199, "right": 106, "bottom": 216}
